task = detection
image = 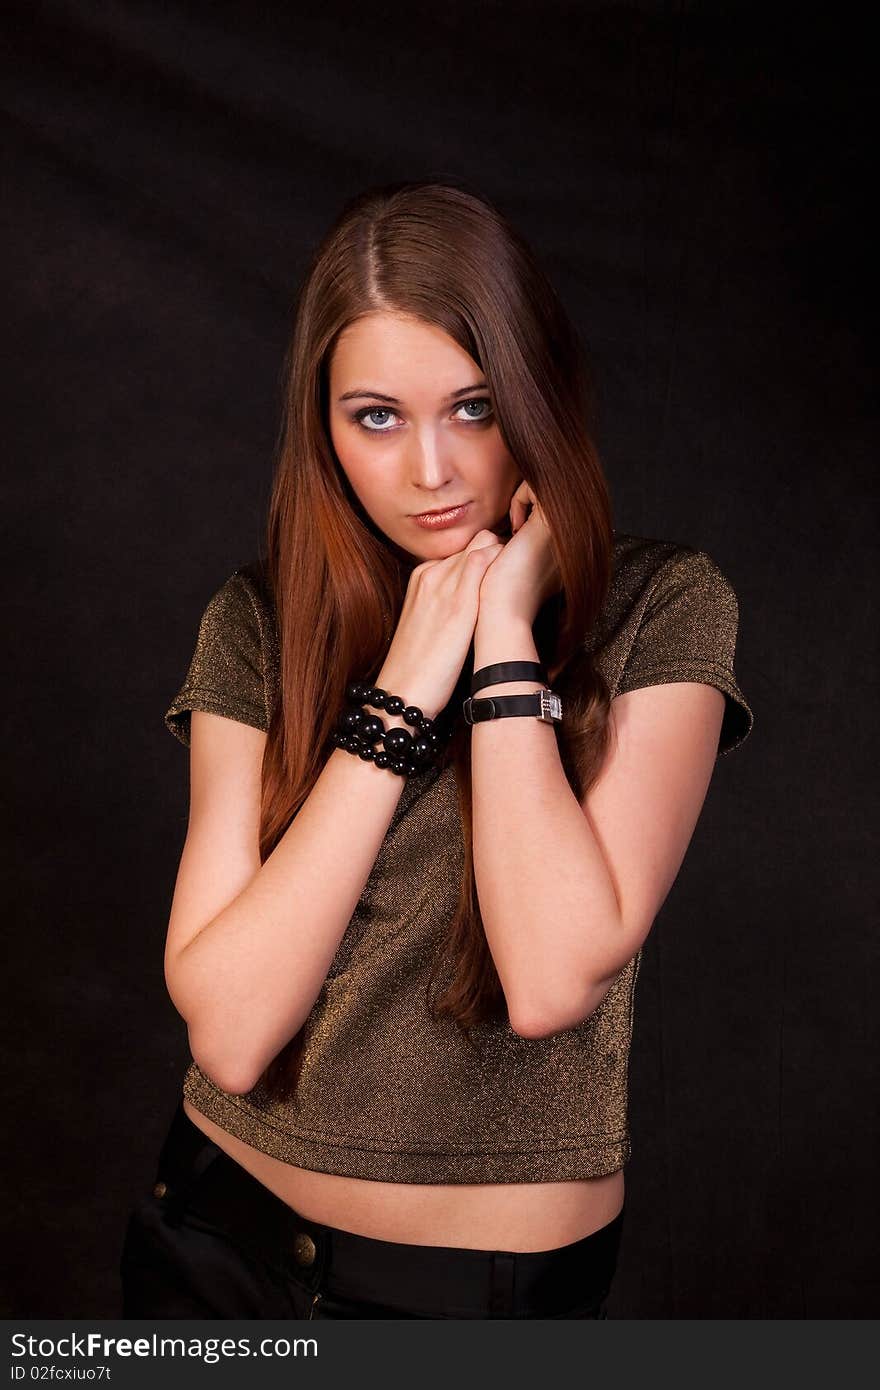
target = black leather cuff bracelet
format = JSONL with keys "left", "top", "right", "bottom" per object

{"left": 462, "top": 689, "right": 563, "bottom": 725}
{"left": 470, "top": 660, "right": 546, "bottom": 695}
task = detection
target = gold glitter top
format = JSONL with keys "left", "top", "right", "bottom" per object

{"left": 164, "top": 533, "right": 753, "bottom": 1183}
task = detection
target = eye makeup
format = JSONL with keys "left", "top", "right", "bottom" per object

{"left": 351, "top": 397, "right": 493, "bottom": 433}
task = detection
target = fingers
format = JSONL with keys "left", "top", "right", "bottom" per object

{"left": 465, "top": 539, "right": 504, "bottom": 566}
{"left": 464, "top": 540, "right": 504, "bottom": 578}
{"left": 510, "top": 497, "right": 530, "bottom": 534}
{"left": 509, "top": 481, "right": 535, "bottom": 535}
{"left": 464, "top": 527, "right": 505, "bottom": 552}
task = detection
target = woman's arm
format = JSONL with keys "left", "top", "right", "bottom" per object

{"left": 164, "top": 679, "right": 435, "bottom": 1095}
{"left": 470, "top": 607, "right": 724, "bottom": 1038}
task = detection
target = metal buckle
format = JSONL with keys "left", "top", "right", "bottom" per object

{"left": 463, "top": 696, "right": 496, "bottom": 724}
{"left": 537, "top": 689, "right": 562, "bottom": 722}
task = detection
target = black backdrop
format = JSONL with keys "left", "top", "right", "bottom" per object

{"left": 3, "top": 0, "right": 875, "bottom": 1318}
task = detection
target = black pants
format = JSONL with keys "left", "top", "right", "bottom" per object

{"left": 119, "top": 1101, "right": 625, "bottom": 1319}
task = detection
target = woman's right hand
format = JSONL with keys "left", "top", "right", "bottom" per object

{"left": 376, "top": 529, "right": 505, "bottom": 719}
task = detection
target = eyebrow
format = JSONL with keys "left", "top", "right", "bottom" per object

{"left": 337, "top": 382, "right": 488, "bottom": 405}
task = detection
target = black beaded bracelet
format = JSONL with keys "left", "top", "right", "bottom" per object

{"left": 330, "top": 681, "right": 450, "bottom": 778}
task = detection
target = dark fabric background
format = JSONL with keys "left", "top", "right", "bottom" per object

{"left": 3, "top": 0, "right": 874, "bottom": 1317}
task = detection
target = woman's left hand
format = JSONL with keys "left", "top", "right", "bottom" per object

{"left": 479, "top": 480, "right": 562, "bottom": 625}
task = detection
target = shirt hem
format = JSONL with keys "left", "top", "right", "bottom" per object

{"left": 182, "top": 1066, "right": 630, "bottom": 1184}
{"left": 613, "top": 658, "right": 753, "bottom": 755}
{"left": 164, "top": 687, "right": 269, "bottom": 745}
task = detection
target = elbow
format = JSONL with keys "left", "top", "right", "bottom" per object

{"left": 166, "top": 957, "right": 262, "bottom": 1096}
{"left": 188, "top": 1027, "right": 260, "bottom": 1097}
{"left": 509, "top": 1007, "right": 586, "bottom": 1040}
{"left": 509, "top": 1011, "right": 559, "bottom": 1040}
{"left": 208, "top": 1066, "right": 260, "bottom": 1097}
{"left": 506, "top": 917, "right": 647, "bottom": 1039}
{"left": 507, "top": 995, "right": 574, "bottom": 1039}
{"left": 508, "top": 977, "right": 619, "bottom": 1040}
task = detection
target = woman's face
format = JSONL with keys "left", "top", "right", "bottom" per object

{"left": 327, "top": 311, "right": 521, "bottom": 563}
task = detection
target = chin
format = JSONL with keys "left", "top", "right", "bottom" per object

{"left": 414, "top": 532, "right": 471, "bottom": 556}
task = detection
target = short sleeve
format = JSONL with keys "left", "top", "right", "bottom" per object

{"left": 164, "top": 571, "right": 270, "bottom": 748}
{"left": 615, "top": 548, "right": 754, "bottom": 757}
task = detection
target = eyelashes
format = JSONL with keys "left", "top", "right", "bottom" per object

{"left": 352, "top": 397, "right": 494, "bottom": 433}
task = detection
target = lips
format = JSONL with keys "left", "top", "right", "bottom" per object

{"left": 412, "top": 504, "right": 469, "bottom": 517}
{"left": 410, "top": 501, "right": 471, "bottom": 530}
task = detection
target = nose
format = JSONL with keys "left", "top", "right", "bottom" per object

{"left": 408, "top": 425, "right": 455, "bottom": 492}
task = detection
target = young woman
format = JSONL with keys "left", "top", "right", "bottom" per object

{"left": 120, "top": 178, "right": 753, "bottom": 1320}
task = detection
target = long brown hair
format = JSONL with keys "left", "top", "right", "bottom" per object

{"left": 255, "top": 178, "right": 615, "bottom": 1099}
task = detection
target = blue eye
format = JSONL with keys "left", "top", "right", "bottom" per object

{"left": 354, "top": 406, "right": 400, "bottom": 432}
{"left": 352, "top": 398, "right": 493, "bottom": 432}
{"left": 455, "top": 398, "right": 492, "bottom": 422}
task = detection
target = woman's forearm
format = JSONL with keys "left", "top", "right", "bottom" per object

{"left": 470, "top": 609, "right": 624, "bottom": 1038}
{"left": 169, "top": 679, "right": 436, "bottom": 1094}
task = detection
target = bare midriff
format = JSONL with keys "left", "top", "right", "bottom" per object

{"left": 182, "top": 1097, "right": 625, "bottom": 1253}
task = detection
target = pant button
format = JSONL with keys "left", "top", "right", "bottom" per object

{"left": 152, "top": 1181, "right": 168, "bottom": 1198}
{"left": 293, "top": 1233, "right": 316, "bottom": 1266}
